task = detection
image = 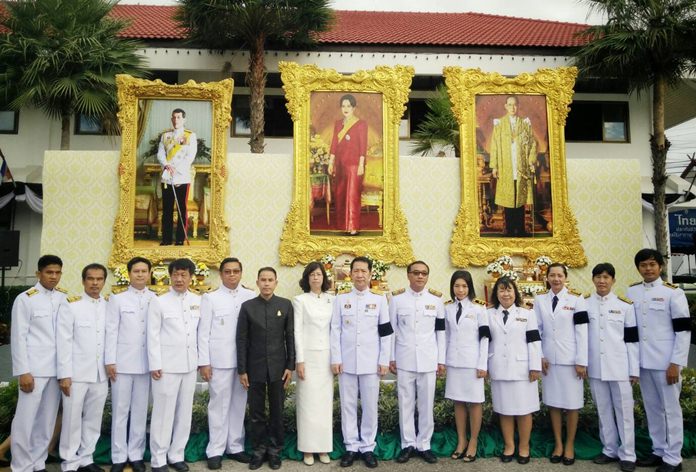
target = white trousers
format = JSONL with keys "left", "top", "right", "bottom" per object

{"left": 149, "top": 370, "right": 197, "bottom": 467}
{"left": 397, "top": 369, "right": 436, "bottom": 451}
{"left": 338, "top": 373, "right": 379, "bottom": 453}
{"left": 589, "top": 378, "right": 636, "bottom": 461}
{"left": 110, "top": 373, "right": 150, "bottom": 463}
{"left": 640, "top": 368, "right": 683, "bottom": 466}
{"left": 10, "top": 376, "right": 60, "bottom": 472}
{"left": 206, "top": 367, "right": 247, "bottom": 457}
{"left": 60, "top": 381, "right": 109, "bottom": 471}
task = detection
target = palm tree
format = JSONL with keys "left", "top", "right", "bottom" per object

{"left": 177, "top": 0, "right": 334, "bottom": 153}
{"left": 0, "top": 0, "right": 146, "bottom": 150}
{"left": 573, "top": 0, "right": 696, "bottom": 259}
{"left": 410, "top": 84, "right": 460, "bottom": 157}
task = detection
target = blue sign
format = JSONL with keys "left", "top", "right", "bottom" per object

{"left": 669, "top": 209, "right": 696, "bottom": 253}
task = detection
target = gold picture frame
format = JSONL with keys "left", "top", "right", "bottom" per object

{"left": 108, "top": 75, "right": 233, "bottom": 268}
{"left": 278, "top": 62, "right": 415, "bottom": 266}
{"left": 444, "top": 67, "right": 586, "bottom": 267}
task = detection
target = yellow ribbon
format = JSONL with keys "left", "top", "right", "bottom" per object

{"left": 337, "top": 116, "right": 358, "bottom": 142}
{"left": 164, "top": 129, "right": 192, "bottom": 162}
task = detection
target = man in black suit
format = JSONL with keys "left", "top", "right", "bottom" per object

{"left": 237, "top": 267, "right": 295, "bottom": 470}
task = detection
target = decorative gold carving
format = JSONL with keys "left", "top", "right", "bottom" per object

{"left": 108, "top": 75, "right": 233, "bottom": 268}
{"left": 444, "top": 67, "right": 586, "bottom": 267}
{"left": 278, "top": 62, "right": 415, "bottom": 266}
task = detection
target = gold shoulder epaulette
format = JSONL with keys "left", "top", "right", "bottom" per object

{"left": 370, "top": 288, "right": 383, "bottom": 295}
{"left": 664, "top": 281, "right": 678, "bottom": 289}
{"left": 428, "top": 288, "right": 442, "bottom": 297}
{"left": 584, "top": 293, "right": 591, "bottom": 299}
{"left": 55, "top": 287, "right": 68, "bottom": 294}
{"left": 629, "top": 281, "right": 642, "bottom": 287}
{"left": 338, "top": 287, "right": 352, "bottom": 295}
{"left": 103, "top": 294, "right": 110, "bottom": 301}
{"left": 618, "top": 295, "right": 634, "bottom": 305}
{"left": 474, "top": 298, "right": 486, "bottom": 306}
{"left": 391, "top": 288, "right": 405, "bottom": 296}
{"left": 444, "top": 300, "right": 454, "bottom": 305}
{"left": 568, "top": 288, "right": 582, "bottom": 297}
{"left": 67, "top": 295, "right": 82, "bottom": 303}
{"left": 26, "top": 288, "right": 39, "bottom": 297}
{"left": 157, "top": 291, "right": 167, "bottom": 296}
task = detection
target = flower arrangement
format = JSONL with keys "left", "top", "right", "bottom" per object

{"left": 496, "top": 255, "right": 513, "bottom": 268}
{"left": 194, "top": 262, "right": 210, "bottom": 278}
{"left": 500, "top": 269, "right": 518, "bottom": 281}
{"left": 320, "top": 254, "right": 335, "bottom": 268}
{"left": 335, "top": 280, "right": 353, "bottom": 293}
{"left": 486, "top": 261, "right": 503, "bottom": 275}
{"left": 113, "top": 265, "right": 130, "bottom": 286}
{"left": 309, "top": 134, "right": 331, "bottom": 174}
{"left": 535, "top": 256, "right": 552, "bottom": 268}
{"left": 364, "top": 254, "right": 389, "bottom": 281}
{"left": 521, "top": 284, "right": 546, "bottom": 296}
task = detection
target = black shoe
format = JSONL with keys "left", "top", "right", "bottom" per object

{"left": 268, "top": 456, "right": 281, "bottom": 470}
{"left": 637, "top": 455, "right": 663, "bottom": 467}
{"left": 620, "top": 461, "right": 637, "bottom": 472}
{"left": 160, "top": 242, "right": 172, "bottom": 246}
{"left": 550, "top": 455, "right": 563, "bottom": 464}
{"left": 594, "top": 454, "right": 619, "bottom": 465}
{"left": 500, "top": 453, "right": 514, "bottom": 463}
{"left": 396, "top": 447, "right": 415, "bottom": 464}
{"left": 562, "top": 457, "right": 575, "bottom": 466}
{"left": 207, "top": 456, "right": 223, "bottom": 470}
{"left": 110, "top": 463, "right": 127, "bottom": 472}
{"left": 249, "top": 455, "right": 264, "bottom": 471}
{"left": 518, "top": 455, "right": 531, "bottom": 465}
{"left": 228, "top": 452, "right": 252, "bottom": 464}
{"left": 78, "top": 464, "right": 104, "bottom": 472}
{"left": 656, "top": 464, "right": 682, "bottom": 472}
{"left": 151, "top": 467, "right": 168, "bottom": 472}
{"left": 420, "top": 450, "right": 437, "bottom": 464}
{"left": 363, "top": 452, "right": 378, "bottom": 468}
{"left": 169, "top": 462, "right": 188, "bottom": 472}
{"left": 340, "top": 452, "right": 357, "bottom": 468}
{"left": 131, "top": 460, "right": 147, "bottom": 472}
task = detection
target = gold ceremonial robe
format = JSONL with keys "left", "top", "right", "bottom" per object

{"left": 489, "top": 116, "right": 537, "bottom": 208}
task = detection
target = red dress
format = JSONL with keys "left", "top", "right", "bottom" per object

{"left": 330, "top": 118, "right": 367, "bottom": 232}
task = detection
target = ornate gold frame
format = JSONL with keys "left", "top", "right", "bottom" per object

{"left": 108, "top": 75, "right": 233, "bottom": 267}
{"left": 278, "top": 62, "right": 415, "bottom": 266}
{"left": 444, "top": 67, "right": 586, "bottom": 267}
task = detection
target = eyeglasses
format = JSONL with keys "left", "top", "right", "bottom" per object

{"left": 408, "top": 270, "right": 429, "bottom": 277}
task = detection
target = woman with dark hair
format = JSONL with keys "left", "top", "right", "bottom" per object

{"left": 444, "top": 270, "right": 489, "bottom": 462}
{"left": 292, "top": 262, "right": 334, "bottom": 465}
{"left": 328, "top": 94, "right": 368, "bottom": 235}
{"left": 488, "top": 277, "right": 542, "bottom": 465}
{"left": 533, "top": 263, "right": 588, "bottom": 465}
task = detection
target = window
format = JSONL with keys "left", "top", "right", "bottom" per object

{"left": 0, "top": 111, "right": 19, "bottom": 134}
{"left": 565, "top": 101, "right": 629, "bottom": 142}
{"left": 400, "top": 99, "right": 428, "bottom": 139}
{"left": 75, "top": 114, "right": 107, "bottom": 135}
{"left": 232, "top": 95, "right": 292, "bottom": 137}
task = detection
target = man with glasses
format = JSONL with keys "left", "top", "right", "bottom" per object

{"left": 389, "top": 260, "right": 446, "bottom": 464}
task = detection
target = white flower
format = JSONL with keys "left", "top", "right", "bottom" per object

{"left": 486, "top": 261, "right": 503, "bottom": 274}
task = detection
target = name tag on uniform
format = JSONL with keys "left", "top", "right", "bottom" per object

{"left": 366, "top": 304, "right": 376, "bottom": 309}
{"left": 190, "top": 305, "right": 199, "bottom": 310}
{"left": 344, "top": 304, "right": 352, "bottom": 309}
{"left": 425, "top": 304, "right": 436, "bottom": 310}
{"left": 465, "top": 313, "right": 475, "bottom": 320}
{"left": 516, "top": 317, "right": 527, "bottom": 322}
{"left": 562, "top": 305, "right": 573, "bottom": 311}
{"left": 609, "top": 309, "right": 621, "bottom": 314}
{"left": 651, "top": 297, "right": 664, "bottom": 302}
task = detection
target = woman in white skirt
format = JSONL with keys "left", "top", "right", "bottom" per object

{"left": 488, "top": 277, "right": 542, "bottom": 465}
{"left": 444, "top": 270, "right": 489, "bottom": 462}
{"left": 292, "top": 262, "right": 335, "bottom": 465}
{"left": 533, "top": 263, "right": 588, "bottom": 465}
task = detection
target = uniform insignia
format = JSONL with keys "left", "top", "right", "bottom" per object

{"left": 444, "top": 300, "right": 454, "bottom": 305}
{"left": 474, "top": 298, "right": 486, "bottom": 306}
{"left": 609, "top": 309, "right": 622, "bottom": 314}
{"left": 425, "top": 304, "right": 436, "bottom": 310}
{"left": 55, "top": 287, "right": 68, "bottom": 294}
{"left": 664, "top": 281, "right": 678, "bottom": 289}
{"left": 277, "top": 310, "right": 282, "bottom": 317}
{"left": 344, "top": 304, "right": 352, "bottom": 309}
{"left": 629, "top": 281, "right": 642, "bottom": 287}
{"left": 516, "top": 317, "right": 527, "bottom": 322}
{"left": 190, "top": 305, "right": 199, "bottom": 310}
{"left": 67, "top": 295, "right": 82, "bottom": 303}
{"left": 391, "top": 288, "right": 405, "bottom": 296}
{"left": 428, "top": 288, "right": 442, "bottom": 297}
{"left": 366, "top": 303, "right": 377, "bottom": 309}
{"left": 617, "top": 295, "right": 633, "bottom": 305}
{"left": 370, "top": 288, "right": 383, "bottom": 295}
{"left": 26, "top": 288, "right": 39, "bottom": 297}
{"left": 584, "top": 293, "right": 591, "bottom": 299}
{"left": 568, "top": 288, "right": 582, "bottom": 296}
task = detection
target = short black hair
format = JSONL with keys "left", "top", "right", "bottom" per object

{"left": 634, "top": 248, "right": 664, "bottom": 268}
{"left": 299, "top": 261, "right": 330, "bottom": 293}
{"left": 351, "top": 256, "right": 372, "bottom": 271}
{"left": 490, "top": 276, "right": 523, "bottom": 309}
{"left": 592, "top": 262, "right": 616, "bottom": 278}
{"left": 547, "top": 262, "right": 567, "bottom": 277}
{"left": 172, "top": 108, "right": 186, "bottom": 118}
{"left": 340, "top": 94, "right": 357, "bottom": 107}
{"left": 257, "top": 266, "right": 277, "bottom": 279}
{"left": 449, "top": 270, "right": 476, "bottom": 301}
{"left": 38, "top": 254, "right": 63, "bottom": 271}
{"left": 168, "top": 258, "right": 196, "bottom": 275}
{"left": 127, "top": 256, "right": 152, "bottom": 272}
{"left": 82, "top": 263, "right": 107, "bottom": 281}
{"left": 220, "top": 257, "right": 242, "bottom": 272}
{"left": 407, "top": 260, "right": 429, "bottom": 274}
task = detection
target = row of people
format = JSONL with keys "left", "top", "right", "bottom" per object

{"left": 9, "top": 249, "right": 690, "bottom": 472}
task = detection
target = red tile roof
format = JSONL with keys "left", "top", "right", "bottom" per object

{"left": 112, "top": 5, "right": 186, "bottom": 40}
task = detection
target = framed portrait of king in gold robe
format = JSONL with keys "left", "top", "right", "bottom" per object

{"left": 444, "top": 67, "right": 586, "bottom": 267}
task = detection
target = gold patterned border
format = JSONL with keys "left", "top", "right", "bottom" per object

{"left": 108, "top": 75, "right": 233, "bottom": 268}
{"left": 278, "top": 62, "right": 415, "bottom": 266}
{"left": 444, "top": 67, "right": 586, "bottom": 267}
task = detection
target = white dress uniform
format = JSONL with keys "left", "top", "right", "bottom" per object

{"left": 10, "top": 283, "right": 67, "bottom": 472}
{"left": 534, "top": 287, "right": 588, "bottom": 410}
{"left": 105, "top": 285, "right": 156, "bottom": 464}
{"left": 292, "top": 292, "right": 335, "bottom": 453}
{"left": 586, "top": 291, "right": 639, "bottom": 462}
{"left": 627, "top": 279, "right": 691, "bottom": 468}
{"left": 147, "top": 288, "right": 202, "bottom": 468}
{"left": 444, "top": 298, "right": 490, "bottom": 403}
{"left": 198, "top": 285, "right": 255, "bottom": 458}
{"left": 57, "top": 293, "right": 109, "bottom": 471}
{"left": 487, "top": 305, "right": 542, "bottom": 415}
{"left": 389, "top": 287, "right": 445, "bottom": 451}
{"left": 330, "top": 286, "right": 392, "bottom": 453}
{"left": 157, "top": 128, "right": 197, "bottom": 186}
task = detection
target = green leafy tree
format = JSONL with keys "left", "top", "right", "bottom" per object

{"left": 573, "top": 0, "right": 696, "bottom": 259}
{"left": 177, "top": 0, "right": 334, "bottom": 153}
{"left": 410, "top": 84, "right": 460, "bottom": 157}
{"left": 0, "top": 0, "right": 146, "bottom": 150}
